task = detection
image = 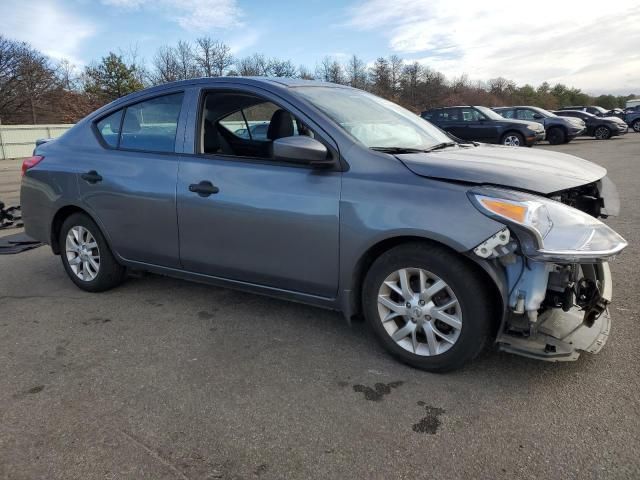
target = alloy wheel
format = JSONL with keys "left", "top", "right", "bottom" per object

{"left": 503, "top": 135, "right": 521, "bottom": 146}
{"left": 377, "top": 268, "right": 462, "bottom": 356}
{"left": 633, "top": 120, "right": 640, "bottom": 133}
{"left": 65, "top": 226, "right": 100, "bottom": 281}
{"left": 594, "top": 126, "right": 610, "bottom": 140}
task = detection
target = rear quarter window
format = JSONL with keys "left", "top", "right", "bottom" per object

{"left": 96, "top": 110, "right": 123, "bottom": 147}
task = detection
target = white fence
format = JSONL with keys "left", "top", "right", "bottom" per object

{"left": 0, "top": 124, "right": 73, "bottom": 160}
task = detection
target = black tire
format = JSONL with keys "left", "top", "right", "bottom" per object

{"left": 59, "top": 212, "right": 126, "bottom": 292}
{"left": 632, "top": 119, "right": 640, "bottom": 133}
{"left": 546, "top": 127, "right": 566, "bottom": 145}
{"left": 594, "top": 125, "right": 611, "bottom": 140}
{"left": 362, "top": 242, "right": 494, "bottom": 373}
{"left": 501, "top": 131, "right": 525, "bottom": 147}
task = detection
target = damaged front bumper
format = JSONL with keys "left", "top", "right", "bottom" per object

{"left": 496, "top": 262, "right": 613, "bottom": 361}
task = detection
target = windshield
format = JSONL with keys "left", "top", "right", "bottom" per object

{"left": 293, "top": 86, "right": 452, "bottom": 149}
{"left": 593, "top": 106, "right": 608, "bottom": 114}
{"left": 533, "top": 107, "right": 556, "bottom": 117}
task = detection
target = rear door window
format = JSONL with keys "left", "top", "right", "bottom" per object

{"left": 497, "top": 108, "right": 514, "bottom": 119}
{"left": 119, "top": 93, "right": 184, "bottom": 153}
{"left": 460, "top": 108, "right": 484, "bottom": 122}
{"left": 516, "top": 109, "right": 536, "bottom": 120}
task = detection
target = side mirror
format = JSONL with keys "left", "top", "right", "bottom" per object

{"left": 272, "top": 136, "right": 332, "bottom": 167}
{"left": 533, "top": 113, "right": 544, "bottom": 119}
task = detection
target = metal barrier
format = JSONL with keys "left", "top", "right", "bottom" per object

{"left": 0, "top": 124, "right": 73, "bottom": 160}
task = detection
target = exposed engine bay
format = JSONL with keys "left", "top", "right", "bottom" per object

{"left": 474, "top": 180, "right": 618, "bottom": 361}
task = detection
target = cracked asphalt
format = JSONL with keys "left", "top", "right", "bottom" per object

{"left": 1, "top": 134, "right": 639, "bottom": 479}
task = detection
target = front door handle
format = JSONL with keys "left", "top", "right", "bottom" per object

{"left": 189, "top": 180, "right": 219, "bottom": 197}
{"left": 81, "top": 170, "right": 102, "bottom": 184}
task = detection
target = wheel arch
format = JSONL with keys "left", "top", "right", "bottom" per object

{"left": 50, "top": 205, "right": 112, "bottom": 256}
{"left": 500, "top": 129, "right": 524, "bottom": 143}
{"left": 344, "top": 235, "right": 505, "bottom": 336}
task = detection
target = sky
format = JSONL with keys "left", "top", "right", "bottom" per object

{"left": 1, "top": 0, "right": 638, "bottom": 95}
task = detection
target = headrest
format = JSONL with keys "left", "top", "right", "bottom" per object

{"left": 267, "top": 109, "right": 294, "bottom": 140}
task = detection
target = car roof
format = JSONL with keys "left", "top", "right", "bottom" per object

{"left": 89, "top": 77, "right": 349, "bottom": 121}
{"left": 493, "top": 106, "right": 539, "bottom": 109}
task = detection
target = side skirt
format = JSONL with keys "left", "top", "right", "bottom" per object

{"left": 120, "top": 258, "right": 341, "bottom": 313}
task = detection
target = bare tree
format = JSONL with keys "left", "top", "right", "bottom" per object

{"left": 297, "top": 65, "right": 314, "bottom": 80}
{"left": 176, "top": 40, "right": 200, "bottom": 79}
{"left": 196, "top": 37, "right": 233, "bottom": 77}
{"left": 56, "top": 59, "right": 79, "bottom": 91}
{"left": 269, "top": 58, "right": 297, "bottom": 77}
{"left": 151, "top": 45, "right": 181, "bottom": 85}
{"left": 16, "top": 47, "right": 57, "bottom": 123}
{"left": 237, "top": 53, "right": 269, "bottom": 76}
{"left": 316, "top": 56, "right": 344, "bottom": 84}
{"left": 0, "top": 36, "right": 28, "bottom": 121}
{"left": 345, "top": 54, "right": 367, "bottom": 89}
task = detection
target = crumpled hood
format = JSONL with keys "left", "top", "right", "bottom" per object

{"left": 397, "top": 144, "right": 606, "bottom": 194}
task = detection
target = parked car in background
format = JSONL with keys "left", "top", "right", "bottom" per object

{"left": 605, "top": 108, "right": 625, "bottom": 119}
{"left": 20, "top": 78, "right": 627, "bottom": 372}
{"left": 234, "top": 122, "right": 270, "bottom": 140}
{"left": 422, "top": 106, "right": 545, "bottom": 146}
{"left": 625, "top": 108, "right": 640, "bottom": 132}
{"left": 557, "top": 106, "right": 609, "bottom": 116}
{"left": 493, "top": 106, "right": 585, "bottom": 145}
{"left": 625, "top": 99, "right": 640, "bottom": 110}
{"left": 554, "top": 110, "right": 628, "bottom": 139}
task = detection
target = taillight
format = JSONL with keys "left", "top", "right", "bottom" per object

{"left": 21, "top": 156, "right": 44, "bottom": 176}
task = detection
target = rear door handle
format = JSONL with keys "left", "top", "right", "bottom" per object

{"left": 189, "top": 180, "right": 219, "bottom": 197}
{"left": 81, "top": 170, "right": 102, "bottom": 184}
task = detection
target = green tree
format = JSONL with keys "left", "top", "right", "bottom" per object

{"left": 83, "top": 52, "right": 143, "bottom": 102}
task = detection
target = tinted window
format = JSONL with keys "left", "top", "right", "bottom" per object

{"left": 434, "top": 109, "right": 459, "bottom": 121}
{"left": 516, "top": 109, "right": 536, "bottom": 120}
{"left": 119, "top": 93, "right": 184, "bottom": 153}
{"left": 96, "top": 110, "right": 123, "bottom": 147}
{"left": 460, "top": 108, "right": 484, "bottom": 122}
{"left": 497, "top": 108, "right": 514, "bottom": 119}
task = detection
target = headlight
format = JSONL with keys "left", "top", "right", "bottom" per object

{"left": 468, "top": 187, "right": 627, "bottom": 262}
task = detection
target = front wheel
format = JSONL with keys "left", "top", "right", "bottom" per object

{"left": 362, "top": 243, "right": 493, "bottom": 372}
{"left": 59, "top": 213, "right": 126, "bottom": 292}
{"left": 632, "top": 119, "right": 640, "bottom": 133}
{"left": 546, "top": 127, "right": 566, "bottom": 145}
{"left": 594, "top": 126, "right": 611, "bottom": 140}
{"left": 501, "top": 132, "right": 524, "bottom": 147}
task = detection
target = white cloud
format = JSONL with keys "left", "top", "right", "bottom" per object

{"left": 0, "top": 0, "right": 95, "bottom": 65}
{"left": 101, "top": 0, "right": 243, "bottom": 31}
{"left": 345, "top": 0, "right": 640, "bottom": 93}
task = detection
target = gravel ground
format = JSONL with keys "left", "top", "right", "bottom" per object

{"left": 1, "top": 134, "right": 639, "bottom": 479}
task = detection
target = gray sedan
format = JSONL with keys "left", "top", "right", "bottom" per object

{"left": 20, "top": 78, "right": 627, "bottom": 372}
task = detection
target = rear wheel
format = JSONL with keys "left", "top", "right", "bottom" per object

{"left": 594, "top": 126, "right": 611, "bottom": 140}
{"left": 501, "top": 132, "right": 524, "bottom": 147}
{"left": 546, "top": 127, "right": 566, "bottom": 145}
{"left": 59, "top": 213, "right": 126, "bottom": 292}
{"left": 362, "top": 243, "right": 493, "bottom": 372}
{"left": 632, "top": 119, "right": 640, "bottom": 133}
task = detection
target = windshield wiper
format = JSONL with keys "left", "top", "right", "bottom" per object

{"left": 423, "top": 142, "right": 458, "bottom": 152}
{"left": 370, "top": 146, "right": 429, "bottom": 153}
{"left": 370, "top": 142, "right": 458, "bottom": 154}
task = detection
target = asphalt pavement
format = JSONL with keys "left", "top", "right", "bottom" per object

{"left": 1, "top": 135, "right": 639, "bottom": 479}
